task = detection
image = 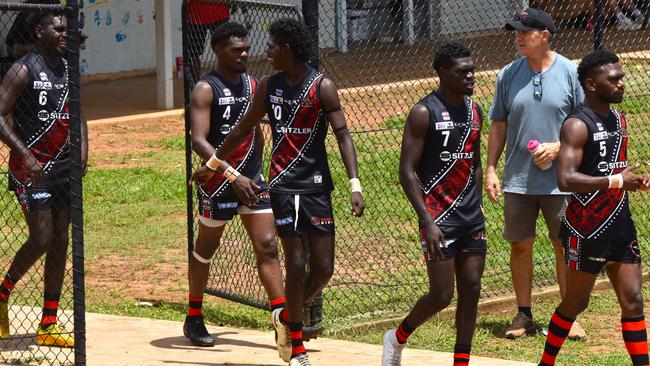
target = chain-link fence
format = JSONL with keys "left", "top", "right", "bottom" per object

{"left": 184, "top": 0, "right": 650, "bottom": 329}
{"left": 0, "top": 1, "right": 84, "bottom": 365}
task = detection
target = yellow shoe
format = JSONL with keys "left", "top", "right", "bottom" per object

{"left": 36, "top": 323, "right": 74, "bottom": 348}
{"left": 0, "top": 302, "right": 9, "bottom": 339}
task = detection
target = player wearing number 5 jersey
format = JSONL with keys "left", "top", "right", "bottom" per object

{"left": 538, "top": 50, "right": 650, "bottom": 366}
{"left": 382, "top": 42, "right": 486, "bottom": 366}
{"left": 184, "top": 22, "right": 287, "bottom": 352}
{"left": 192, "top": 18, "right": 365, "bottom": 366}
{"left": 0, "top": 10, "right": 87, "bottom": 348}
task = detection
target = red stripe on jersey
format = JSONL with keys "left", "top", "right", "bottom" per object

{"left": 9, "top": 104, "right": 69, "bottom": 187}
{"left": 269, "top": 75, "right": 322, "bottom": 184}
{"left": 424, "top": 101, "right": 480, "bottom": 220}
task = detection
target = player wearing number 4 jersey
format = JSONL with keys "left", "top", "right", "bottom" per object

{"left": 537, "top": 50, "right": 650, "bottom": 366}
{"left": 185, "top": 22, "right": 287, "bottom": 352}
{"left": 0, "top": 10, "right": 88, "bottom": 348}
{"left": 382, "top": 42, "right": 485, "bottom": 366}
{"left": 192, "top": 18, "right": 365, "bottom": 366}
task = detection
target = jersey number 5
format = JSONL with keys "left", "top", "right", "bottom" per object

{"left": 599, "top": 140, "right": 606, "bottom": 157}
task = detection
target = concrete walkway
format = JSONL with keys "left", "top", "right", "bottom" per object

{"left": 85, "top": 312, "right": 534, "bottom": 366}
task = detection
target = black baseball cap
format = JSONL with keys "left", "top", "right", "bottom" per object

{"left": 505, "top": 8, "right": 556, "bottom": 34}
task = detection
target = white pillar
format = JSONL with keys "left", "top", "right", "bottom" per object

{"left": 155, "top": 0, "right": 173, "bottom": 109}
{"left": 403, "top": 0, "right": 415, "bottom": 44}
{"left": 336, "top": 0, "right": 348, "bottom": 53}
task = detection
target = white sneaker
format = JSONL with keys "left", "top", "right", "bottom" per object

{"left": 272, "top": 308, "right": 292, "bottom": 362}
{"left": 617, "top": 16, "right": 641, "bottom": 30}
{"left": 289, "top": 353, "right": 311, "bottom": 366}
{"left": 382, "top": 329, "right": 405, "bottom": 366}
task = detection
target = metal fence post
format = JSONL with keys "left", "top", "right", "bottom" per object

{"left": 65, "top": 0, "right": 86, "bottom": 364}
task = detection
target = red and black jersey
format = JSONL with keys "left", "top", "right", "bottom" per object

{"left": 560, "top": 104, "right": 635, "bottom": 240}
{"left": 9, "top": 50, "right": 69, "bottom": 189}
{"left": 198, "top": 71, "right": 264, "bottom": 199}
{"left": 415, "top": 92, "right": 485, "bottom": 235}
{"left": 265, "top": 67, "right": 333, "bottom": 194}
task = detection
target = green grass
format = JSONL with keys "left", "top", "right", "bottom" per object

{"left": 333, "top": 284, "right": 650, "bottom": 366}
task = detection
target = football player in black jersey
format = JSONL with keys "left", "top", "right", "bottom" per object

{"left": 382, "top": 42, "right": 485, "bottom": 366}
{"left": 538, "top": 51, "right": 650, "bottom": 366}
{"left": 192, "top": 18, "right": 364, "bottom": 366}
{"left": 185, "top": 22, "right": 288, "bottom": 356}
{"left": 0, "top": 10, "right": 87, "bottom": 348}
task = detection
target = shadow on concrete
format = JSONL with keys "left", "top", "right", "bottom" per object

{"left": 150, "top": 331, "right": 277, "bottom": 352}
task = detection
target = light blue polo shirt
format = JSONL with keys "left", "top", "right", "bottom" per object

{"left": 489, "top": 53, "right": 584, "bottom": 195}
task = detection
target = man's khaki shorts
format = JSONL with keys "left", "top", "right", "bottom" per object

{"left": 503, "top": 193, "right": 569, "bottom": 242}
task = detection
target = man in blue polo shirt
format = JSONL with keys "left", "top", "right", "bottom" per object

{"left": 485, "top": 7, "right": 586, "bottom": 340}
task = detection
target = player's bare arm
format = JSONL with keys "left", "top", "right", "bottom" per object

{"left": 485, "top": 120, "right": 507, "bottom": 203}
{"left": 558, "top": 117, "right": 645, "bottom": 192}
{"left": 320, "top": 77, "right": 365, "bottom": 217}
{"left": 399, "top": 104, "right": 444, "bottom": 260}
{"left": 189, "top": 81, "right": 217, "bottom": 161}
{"left": 0, "top": 63, "right": 42, "bottom": 184}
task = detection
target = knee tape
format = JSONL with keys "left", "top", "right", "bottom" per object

{"left": 192, "top": 250, "right": 212, "bottom": 264}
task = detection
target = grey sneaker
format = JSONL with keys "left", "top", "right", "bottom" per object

{"left": 382, "top": 329, "right": 405, "bottom": 366}
{"left": 504, "top": 312, "right": 536, "bottom": 339}
{"left": 617, "top": 16, "right": 641, "bottom": 30}
{"left": 271, "top": 308, "right": 291, "bottom": 362}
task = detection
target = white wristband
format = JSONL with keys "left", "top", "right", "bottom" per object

{"left": 206, "top": 153, "right": 224, "bottom": 171}
{"left": 224, "top": 166, "right": 241, "bottom": 183}
{"left": 350, "top": 178, "right": 362, "bottom": 193}
{"left": 608, "top": 173, "right": 623, "bottom": 189}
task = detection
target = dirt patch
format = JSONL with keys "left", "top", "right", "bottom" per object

{"left": 88, "top": 114, "right": 184, "bottom": 169}
{"left": 86, "top": 246, "right": 187, "bottom": 304}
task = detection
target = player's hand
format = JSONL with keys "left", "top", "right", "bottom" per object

{"left": 189, "top": 165, "right": 217, "bottom": 186}
{"left": 621, "top": 165, "right": 645, "bottom": 191}
{"left": 350, "top": 191, "right": 364, "bottom": 217}
{"left": 532, "top": 142, "right": 560, "bottom": 169}
{"left": 231, "top": 175, "right": 260, "bottom": 206}
{"left": 422, "top": 220, "right": 445, "bottom": 261}
{"left": 641, "top": 176, "right": 650, "bottom": 191}
{"left": 484, "top": 169, "right": 501, "bottom": 204}
{"left": 23, "top": 152, "right": 44, "bottom": 185}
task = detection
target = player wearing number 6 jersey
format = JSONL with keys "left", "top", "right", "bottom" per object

{"left": 184, "top": 22, "right": 287, "bottom": 353}
{"left": 191, "top": 18, "right": 365, "bottom": 366}
{"left": 0, "top": 10, "right": 88, "bottom": 347}
{"left": 537, "top": 50, "right": 650, "bottom": 366}
{"left": 382, "top": 42, "right": 486, "bottom": 366}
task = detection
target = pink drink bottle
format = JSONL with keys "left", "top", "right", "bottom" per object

{"left": 527, "top": 140, "right": 552, "bottom": 170}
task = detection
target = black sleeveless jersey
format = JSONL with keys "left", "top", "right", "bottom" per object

{"left": 415, "top": 92, "right": 485, "bottom": 234}
{"left": 9, "top": 50, "right": 69, "bottom": 189}
{"left": 198, "top": 71, "right": 264, "bottom": 199}
{"left": 560, "top": 104, "right": 635, "bottom": 240}
{"left": 265, "top": 67, "right": 333, "bottom": 194}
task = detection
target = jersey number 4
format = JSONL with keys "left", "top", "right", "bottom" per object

{"left": 222, "top": 106, "right": 231, "bottom": 120}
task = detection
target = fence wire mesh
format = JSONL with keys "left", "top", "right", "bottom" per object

{"left": 184, "top": 0, "right": 650, "bottom": 329}
{"left": 0, "top": 2, "right": 83, "bottom": 365}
